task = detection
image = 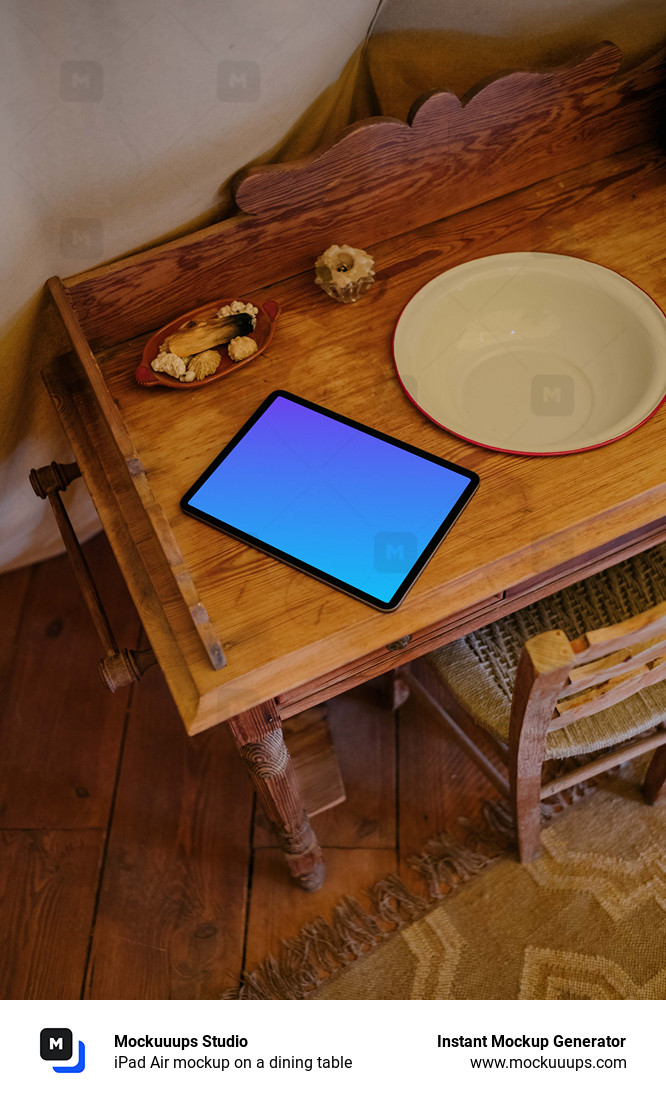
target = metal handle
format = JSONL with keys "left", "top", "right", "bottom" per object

{"left": 29, "top": 460, "right": 157, "bottom": 692}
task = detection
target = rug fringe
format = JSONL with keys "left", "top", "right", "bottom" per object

{"left": 474, "top": 753, "right": 605, "bottom": 840}
{"left": 407, "top": 834, "right": 493, "bottom": 899}
{"left": 222, "top": 758, "right": 616, "bottom": 998}
{"left": 222, "top": 834, "right": 492, "bottom": 999}
{"left": 366, "top": 873, "right": 429, "bottom": 924}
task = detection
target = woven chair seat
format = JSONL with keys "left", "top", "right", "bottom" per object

{"left": 426, "top": 543, "right": 666, "bottom": 759}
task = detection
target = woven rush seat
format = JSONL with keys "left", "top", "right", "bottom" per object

{"left": 426, "top": 543, "right": 666, "bottom": 760}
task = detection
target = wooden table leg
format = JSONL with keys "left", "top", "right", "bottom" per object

{"left": 643, "top": 743, "right": 666, "bottom": 804}
{"left": 228, "top": 699, "right": 325, "bottom": 891}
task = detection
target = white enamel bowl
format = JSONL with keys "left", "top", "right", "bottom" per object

{"left": 393, "top": 253, "right": 666, "bottom": 454}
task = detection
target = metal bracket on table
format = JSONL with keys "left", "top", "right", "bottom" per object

{"left": 29, "top": 460, "right": 157, "bottom": 692}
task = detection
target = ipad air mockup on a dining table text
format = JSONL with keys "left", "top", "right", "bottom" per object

{"left": 181, "top": 391, "right": 480, "bottom": 611}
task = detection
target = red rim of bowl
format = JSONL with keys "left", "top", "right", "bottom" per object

{"left": 392, "top": 253, "right": 666, "bottom": 456}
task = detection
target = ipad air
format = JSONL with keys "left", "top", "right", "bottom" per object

{"left": 180, "top": 391, "right": 479, "bottom": 611}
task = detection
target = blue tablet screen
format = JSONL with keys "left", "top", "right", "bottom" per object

{"left": 183, "top": 393, "right": 478, "bottom": 608}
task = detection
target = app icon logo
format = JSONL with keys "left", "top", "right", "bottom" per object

{"left": 40, "top": 1029, "right": 86, "bottom": 1073}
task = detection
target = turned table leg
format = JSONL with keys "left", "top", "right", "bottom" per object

{"left": 228, "top": 699, "right": 325, "bottom": 891}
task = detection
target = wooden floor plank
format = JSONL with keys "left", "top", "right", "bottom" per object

{"left": 254, "top": 682, "right": 396, "bottom": 849}
{"left": 243, "top": 847, "right": 398, "bottom": 976}
{"left": 396, "top": 689, "right": 498, "bottom": 890}
{"left": 0, "top": 829, "right": 103, "bottom": 999}
{"left": 85, "top": 660, "right": 253, "bottom": 999}
{"left": 0, "top": 536, "right": 140, "bottom": 828}
{"left": 0, "top": 543, "right": 501, "bottom": 997}
{"left": 0, "top": 564, "right": 32, "bottom": 701}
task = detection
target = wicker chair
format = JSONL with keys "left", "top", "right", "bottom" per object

{"left": 406, "top": 543, "right": 666, "bottom": 861}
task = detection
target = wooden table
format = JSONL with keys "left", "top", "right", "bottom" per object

{"left": 33, "top": 42, "right": 666, "bottom": 889}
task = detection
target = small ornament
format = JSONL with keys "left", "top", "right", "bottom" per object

{"left": 150, "top": 350, "right": 189, "bottom": 379}
{"left": 228, "top": 335, "right": 258, "bottom": 362}
{"left": 314, "top": 244, "right": 375, "bottom": 303}
{"left": 181, "top": 349, "right": 221, "bottom": 382}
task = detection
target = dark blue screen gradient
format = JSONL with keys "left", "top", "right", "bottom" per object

{"left": 187, "top": 396, "right": 473, "bottom": 603}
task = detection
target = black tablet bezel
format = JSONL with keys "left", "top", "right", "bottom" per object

{"left": 180, "top": 390, "right": 480, "bottom": 612}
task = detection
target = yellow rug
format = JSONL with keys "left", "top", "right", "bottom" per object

{"left": 228, "top": 765, "right": 666, "bottom": 1000}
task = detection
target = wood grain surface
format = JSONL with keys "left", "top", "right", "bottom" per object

{"left": 85, "top": 638, "right": 252, "bottom": 999}
{"left": 84, "top": 142, "right": 666, "bottom": 730}
{"left": 0, "top": 829, "right": 104, "bottom": 998}
{"left": 0, "top": 567, "right": 31, "bottom": 700}
{"left": 46, "top": 282, "right": 226, "bottom": 674}
{"left": 39, "top": 45, "right": 666, "bottom": 734}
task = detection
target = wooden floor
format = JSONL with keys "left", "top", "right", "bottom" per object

{"left": 0, "top": 533, "right": 495, "bottom": 998}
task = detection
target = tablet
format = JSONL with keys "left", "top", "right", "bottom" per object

{"left": 180, "top": 391, "right": 479, "bottom": 611}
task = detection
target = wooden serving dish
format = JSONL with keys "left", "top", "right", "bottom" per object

{"left": 135, "top": 298, "right": 280, "bottom": 389}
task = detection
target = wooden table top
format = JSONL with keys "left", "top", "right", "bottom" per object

{"left": 92, "top": 141, "right": 666, "bottom": 731}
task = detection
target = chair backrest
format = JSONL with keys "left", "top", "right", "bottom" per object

{"left": 498, "top": 594, "right": 666, "bottom": 863}
{"left": 507, "top": 597, "right": 666, "bottom": 768}
{"left": 547, "top": 598, "right": 666, "bottom": 733}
